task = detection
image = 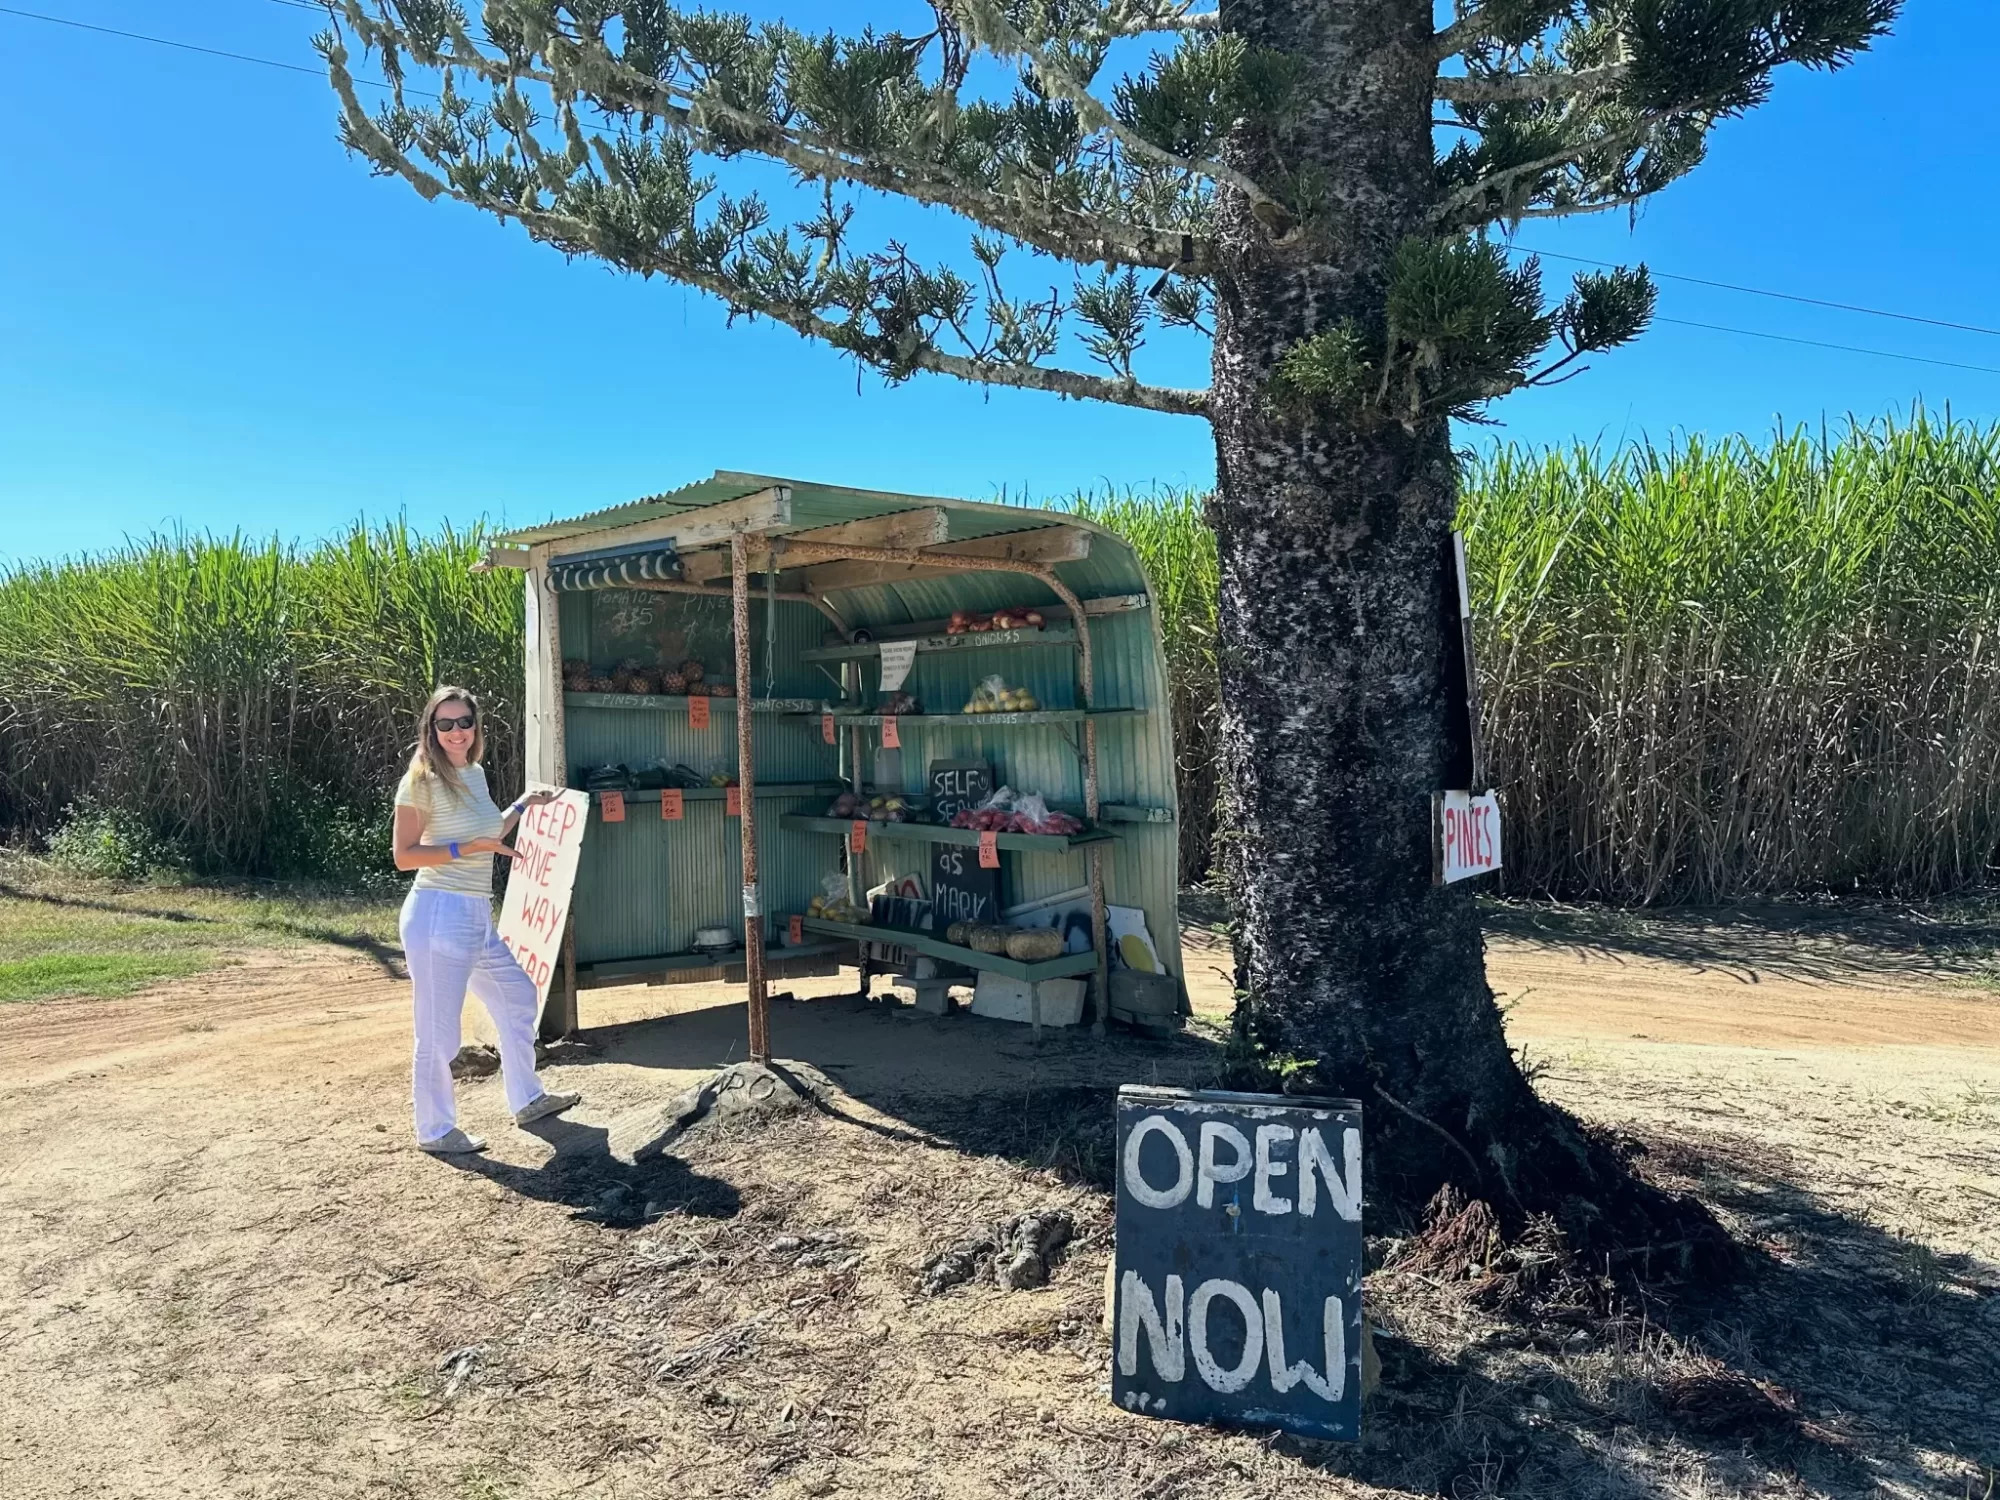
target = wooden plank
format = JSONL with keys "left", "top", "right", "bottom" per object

{"left": 797, "top": 625, "right": 1079, "bottom": 663}
{"left": 668, "top": 508, "right": 951, "bottom": 583}
{"left": 801, "top": 917, "right": 1099, "bottom": 982}
{"left": 475, "top": 543, "right": 533, "bottom": 572}
{"left": 579, "top": 941, "right": 845, "bottom": 989}
{"left": 610, "top": 783, "right": 838, "bottom": 805}
{"left": 524, "top": 545, "right": 565, "bottom": 788}
{"left": 779, "top": 813, "right": 1117, "bottom": 853}
{"left": 798, "top": 708, "right": 1145, "bottom": 727}
{"left": 792, "top": 525, "right": 1092, "bottom": 594}
{"left": 927, "top": 526, "right": 1092, "bottom": 565}
{"left": 564, "top": 692, "right": 825, "bottom": 713}
{"left": 545, "top": 486, "right": 793, "bottom": 564}
{"left": 791, "top": 507, "right": 951, "bottom": 551}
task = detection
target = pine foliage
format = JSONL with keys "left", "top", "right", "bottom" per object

{"left": 311, "top": 1, "right": 1897, "bottom": 427}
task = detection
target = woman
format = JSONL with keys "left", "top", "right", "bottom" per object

{"left": 392, "top": 685, "right": 579, "bottom": 1154}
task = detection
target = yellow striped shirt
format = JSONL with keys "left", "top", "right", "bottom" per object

{"left": 396, "top": 764, "right": 504, "bottom": 896}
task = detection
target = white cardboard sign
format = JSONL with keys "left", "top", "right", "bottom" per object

{"left": 1435, "top": 790, "right": 1502, "bottom": 884}
{"left": 878, "top": 639, "right": 918, "bottom": 693}
{"left": 497, "top": 788, "right": 592, "bottom": 1003}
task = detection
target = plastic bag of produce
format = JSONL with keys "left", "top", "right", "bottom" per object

{"left": 1014, "top": 792, "right": 1051, "bottom": 830}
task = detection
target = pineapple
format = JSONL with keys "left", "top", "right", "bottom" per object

{"left": 659, "top": 671, "right": 687, "bottom": 694}
{"left": 678, "top": 658, "right": 705, "bottom": 684}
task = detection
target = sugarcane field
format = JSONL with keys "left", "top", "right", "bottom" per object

{"left": 3, "top": 3, "right": 1997, "bottom": 1499}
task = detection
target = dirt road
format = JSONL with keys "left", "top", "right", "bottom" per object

{"left": 3, "top": 918, "right": 1996, "bottom": 1498}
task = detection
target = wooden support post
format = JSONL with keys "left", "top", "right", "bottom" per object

{"left": 540, "top": 917, "right": 579, "bottom": 1042}
{"left": 733, "top": 532, "right": 771, "bottom": 1065}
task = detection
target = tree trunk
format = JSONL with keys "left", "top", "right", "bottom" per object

{"left": 1209, "top": 0, "right": 1705, "bottom": 1252}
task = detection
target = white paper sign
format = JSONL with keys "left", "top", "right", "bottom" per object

{"left": 497, "top": 788, "right": 592, "bottom": 1004}
{"left": 878, "top": 639, "right": 918, "bottom": 693}
{"left": 1436, "top": 790, "right": 1502, "bottom": 884}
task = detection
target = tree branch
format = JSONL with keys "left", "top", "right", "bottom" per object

{"left": 1432, "top": 5, "right": 1495, "bottom": 62}
{"left": 323, "top": 38, "right": 1209, "bottom": 422}
{"left": 1433, "top": 103, "right": 1710, "bottom": 230}
{"left": 341, "top": 5, "right": 1210, "bottom": 275}
{"left": 1505, "top": 190, "right": 1653, "bottom": 221}
{"left": 1435, "top": 64, "right": 1631, "bottom": 105}
{"left": 946, "top": 1, "right": 1295, "bottom": 234}
{"left": 1093, "top": 2, "right": 1220, "bottom": 37}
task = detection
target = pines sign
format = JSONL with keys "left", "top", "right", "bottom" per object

{"left": 1112, "top": 1087, "right": 1363, "bottom": 1441}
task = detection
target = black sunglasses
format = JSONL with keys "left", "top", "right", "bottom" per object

{"left": 433, "top": 712, "right": 477, "bottom": 732}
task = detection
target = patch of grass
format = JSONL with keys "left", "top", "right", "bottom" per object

{"left": 0, "top": 849, "right": 403, "bottom": 1003}
{"left": 0, "top": 953, "right": 212, "bottom": 1005}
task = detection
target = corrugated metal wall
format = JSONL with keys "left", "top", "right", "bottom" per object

{"left": 560, "top": 588, "right": 845, "bottom": 963}
{"left": 546, "top": 498, "right": 1183, "bottom": 978}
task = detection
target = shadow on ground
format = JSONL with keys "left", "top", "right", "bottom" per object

{"left": 1482, "top": 895, "right": 2000, "bottom": 986}
{"left": 1297, "top": 1117, "right": 2000, "bottom": 1496}
{"left": 448, "top": 1113, "right": 741, "bottom": 1228}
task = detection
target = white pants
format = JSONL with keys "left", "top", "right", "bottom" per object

{"left": 400, "top": 888, "right": 545, "bottom": 1142}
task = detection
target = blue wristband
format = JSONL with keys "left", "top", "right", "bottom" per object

{"left": 447, "top": 841, "right": 461, "bottom": 861}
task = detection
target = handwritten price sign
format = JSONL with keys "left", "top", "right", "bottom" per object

{"left": 496, "top": 789, "right": 592, "bottom": 1008}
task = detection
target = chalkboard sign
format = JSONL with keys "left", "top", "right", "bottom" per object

{"left": 928, "top": 758, "right": 993, "bottom": 825}
{"left": 589, "top": 589, "right": 739, "bottom": 672}
{"left": 932, "top": 840, "right": 1001, "bottom": 930}
{"left": 1112, "top": 1086, "right": 1363, "bottom": 1442}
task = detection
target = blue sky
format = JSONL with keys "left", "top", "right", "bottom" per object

{"left": 1, "top": 2, "right": 1993, "bottom": 565}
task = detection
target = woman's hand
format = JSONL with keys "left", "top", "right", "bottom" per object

{"left": 461, "top": 837, "right": 518, "bottom": 859}
{"left": 519, "top": 789, "right": 560, "bottom": 810}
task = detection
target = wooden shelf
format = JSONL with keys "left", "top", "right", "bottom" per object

{"left": 579, "top": 939, "right": 846, "bottom": 988}
{"left": 779, "top": 813, "right": 1116, "bottom": 853}
{"left": 800, "top": 707, "right": 1145, "bottom": 727}
{"left": 598, "top": 783, "right": 838, "bottom": 804}
{"left": 800, "top": 918, "right": 1098, "bottom": 983}
{"left": 566, "top": 692, "right": 824, "bottom": 713}
{"left": 797, "top": 625, "right": 1078, "bottom": 663}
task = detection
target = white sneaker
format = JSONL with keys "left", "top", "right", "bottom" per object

{"left": 419, "top": 1127, "right": 488, "bottom": 1155}
{"left": 514, "top": 1091, "right": 580, "bottom": 1126}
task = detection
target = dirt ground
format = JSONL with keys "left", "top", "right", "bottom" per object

{"left": 3, "top": 903, "right": 1997, "bottom": 1499}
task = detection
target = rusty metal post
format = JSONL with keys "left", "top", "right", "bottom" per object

{"left": 732, "top": 532, "right": 770, "bottom": 1064}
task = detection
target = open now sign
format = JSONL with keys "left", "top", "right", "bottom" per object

{"left": 1112, "top": 1087, "right": 1363, "bottom": 1442}
{"left": 1434, "top": 789, "right": 1502, "bottom": 884}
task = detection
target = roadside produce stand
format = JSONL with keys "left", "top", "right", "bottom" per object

{"left": 488, "top": 473, "right": 1184, "bottom": 1055}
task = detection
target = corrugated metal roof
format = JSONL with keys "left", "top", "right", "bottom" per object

{"left": 498, "top": 470, "right": 1073, "bottom": 547}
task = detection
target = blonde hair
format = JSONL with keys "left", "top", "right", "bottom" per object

{"left": 409, "top": 685, "right": 486, "bottom": 801}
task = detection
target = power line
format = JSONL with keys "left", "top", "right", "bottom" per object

{"left": 11, "top": 5, "right": 1998, "bottom": 382}
{"left": 0, "top": 5, "right": 374, "bottom": 84}
{"left": 1656, "top": 317, "right": 2000, "bottom": 377}
{"left": 1513, "top": 244, "right": 2000, "bottom": 341}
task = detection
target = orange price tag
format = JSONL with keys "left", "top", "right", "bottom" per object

{"left": 978, "top": 830, "right": 1000, "bottom": 868}
{"left": 788, "top": 914, "right": 804, "bottom": 945}
{"left": 881, "top": 714, "right": 900, "bottom": 749}
{"left": 659, "top": 788, "right": 684, "bottom": 820}
{"left": 849, "top": 819, "right": 868, "bottom": 854}
{"left": 821, "top": 712, "right": 837, "bottom": 745}
{"left": 725, "top": 785, "right": 742, "bottom": 816}
{"left": 599, "top": 789, "right": 626, "bottom": 823}
{"left": 688, "top": 694, "right": 711, "bottom": 730}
